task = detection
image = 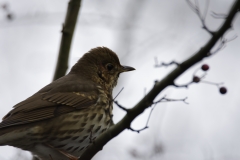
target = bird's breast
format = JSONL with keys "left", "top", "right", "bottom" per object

{"left": 29, "top": 102, "right": 113, "bottom": 158}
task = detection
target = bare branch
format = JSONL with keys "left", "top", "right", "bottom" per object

{"left": 53, "top": 0, "right": 82, "bottom": 81}
{"left": 79, "top": 1, "right": 240, "bottom": 159}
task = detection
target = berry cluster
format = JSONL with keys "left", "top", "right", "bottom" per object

{"left": 192, "top": 64, "right": 227, "bottom": 94}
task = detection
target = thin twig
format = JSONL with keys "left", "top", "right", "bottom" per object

{"left": 128, "top": 126, "right": 149, "bottom": 133}
{"left": 113, "top": 87, "right": 124, "bottom": 100}
{"left": 146, "top": 103, "right": 157, "bottom": 126}
{"left": 186, "top": 0, "right": 214, "bottom": 34}
{"left": 203, "top": 0, "right": 210, "bottom": 21}
{"left": 211, "top": 11, "right": 228, "bottom": 19}
{"left": 127, "top": 103, "right": 157, "bottom": 134}
{"left": 154, "top": 96, "right": 189, "bottom": 104}
{"left": 210, "top": 35, "right": 237, "bottom": 55}
{"left": 172, "top": 82, "right": 192, "bottom": 88}
{"left": 114, "top": 101, "right": 129, "bottom": 112}
{"left": 154, "top": 58, "right": 179, "bottom": 67}
{"left": 128, "top": 95, "right": 189, "bottom": 134}
{"left": 201, "top": 80, "right": 224, "bottom": 87}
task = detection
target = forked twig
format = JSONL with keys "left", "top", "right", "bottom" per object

{"left": 128, "top": 95, "right": 188, "bottom": 133}
{"left": 186, "top": 0, "right": 213, "bottom": 34}
{"left": 154, "top": 57, "right": 179, "bottom": 67}
{"left": 153, "top": 95, "right": 189, "bottom": 104}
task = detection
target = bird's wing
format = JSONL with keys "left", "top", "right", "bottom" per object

{"left": 0, "top": 82, "right": 99, "bottom": 129}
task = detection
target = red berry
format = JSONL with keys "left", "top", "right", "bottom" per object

{"left": 219, "top": 87, "right": 227, "bottom": 94}
{"left": 193, "top": 76, "right": 200, "bottom": 83}
{"left": 201, "top": 64, "right": 209, "bottom": 71}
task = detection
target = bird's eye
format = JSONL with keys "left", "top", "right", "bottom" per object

{"left": 106, "top": 63, "right": 114, "bottom": 71}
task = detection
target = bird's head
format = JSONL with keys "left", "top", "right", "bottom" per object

{"left": 70, "top": 47, "right": 135, "bottom": 91}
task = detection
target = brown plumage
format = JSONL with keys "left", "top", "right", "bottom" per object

{"left": 0, "top": 47, "right": 135, "bottom": 160}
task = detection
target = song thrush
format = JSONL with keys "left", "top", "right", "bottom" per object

{"left": 0, "top": 47, "right": 135, "bottom": 160}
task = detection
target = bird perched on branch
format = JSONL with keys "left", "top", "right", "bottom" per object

{"left": 0, "top": 47, "right": 135, "bottom": 160}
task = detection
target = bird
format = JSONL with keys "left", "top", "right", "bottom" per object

{"left": 0, "top": 47, "right": 135, "bottom": 160}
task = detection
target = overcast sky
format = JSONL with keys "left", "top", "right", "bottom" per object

{"left": 0, "top": 0, "right": 240, "bottom": 160}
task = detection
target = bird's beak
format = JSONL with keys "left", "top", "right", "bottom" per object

{"left": 121, "top": 65, "right": 135, "bottom": 72}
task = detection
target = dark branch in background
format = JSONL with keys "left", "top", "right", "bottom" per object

{"left": 52, "top": 0, "right": 82, "bottom": 81}
{"left": 33, "top": 0, "right": 82, "bottom": 160}
{"left": 79, "top": 1, "right": 240, "bottom": 159}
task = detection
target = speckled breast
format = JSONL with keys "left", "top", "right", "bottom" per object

{"left": 45, "top": 103, "right": 113, "bottom": 157}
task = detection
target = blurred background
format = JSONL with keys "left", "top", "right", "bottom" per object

{"left": 0, "top": 0, "right": 240, "bottom": 159}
